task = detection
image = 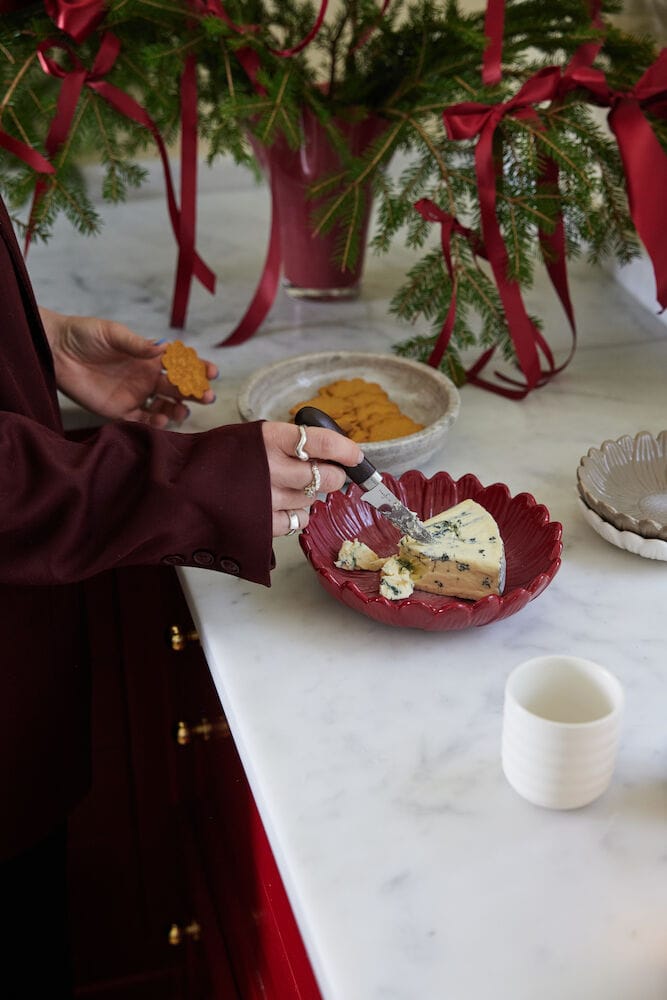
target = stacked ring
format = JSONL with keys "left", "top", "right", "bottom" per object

{"left": 304, "top": 462, "right": 321, "bottom": 499}
{"left": 295, "top": 425, "right": 309, "bottom": 461}
{"left": 285, "top": 510, "right": 300, "bottom": 536}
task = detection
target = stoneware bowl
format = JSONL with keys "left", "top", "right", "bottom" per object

{"left": 299, "top": 469, "right": 563, "bottom": 631}
{"left": 236, "top": 351, "right": 461, "bottom": 474}
{"left": 576, "top": 430, "right": 667, "bottom": 540}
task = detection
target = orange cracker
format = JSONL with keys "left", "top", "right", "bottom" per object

{"left": 322, "top": 378, "right": 377, "bottom": 399}
{"left": 290, "top": 376, "right": 422, "bottom": 443}
{"left": 367, "top": 416, "right": 423, "bottom": 441}
{"left": 162, "top": 340, "right": 210, "bottom": 400}
{"left": 289, "top": 395, "right": 354, "bottom": 421}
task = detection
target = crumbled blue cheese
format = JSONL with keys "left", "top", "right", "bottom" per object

{"left": 335, "top": 539, "right": 387, "bottom": 571}
{"left": 379, "top": 557, "right": 415, "bottom": 600}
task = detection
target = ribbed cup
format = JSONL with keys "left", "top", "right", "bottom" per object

{"left": 502, "top": 655, "right": 624, "bottom": 810}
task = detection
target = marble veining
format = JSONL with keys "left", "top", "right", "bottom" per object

{"left": 29, "top": 157, "right": 667, "bottom": 1000}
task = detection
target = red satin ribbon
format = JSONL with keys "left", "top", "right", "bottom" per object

{"left": 171, "top": 0, "right": 314, "bottom": 334}
{"left": 482, "top": 0, "right": 605, "bottom": 89}
{"left": 564, "top": 51, "right": 667, "bottom": 309}
{"left": 415, "top": 194, "right": 575, "bottom": 398}
{"left": 442, "top": 68, "right": 566, "bottom": 394}
{"left": 216, "top": 169, "right": 283, "bottom": 347}
{"left": 0, "top": 131, "right": 54, "bottom": 176}
{"left": 204, "top": 0, "right": 328, "bottom": 57}
{"left": 435, "top": 42, "right": 667, "bottom": 392}
{"left": 482, "top": 0, "right": 505, "bottom": 87}
{"left": 568, "top": 0, "right": 605, "bottom": 71}
{"left": 234, "top": 46, "right": 264, "bottom": 93}
{"left": 351, "top": 0, "right": 391, "bottom": 53}
{"left": 534, "top": 0, "right": 605, "bottom": 346}
{"left": 210, "top": 1, "right": 394, "bottom": 346}
{"left": 201, "top": 1, "right": 329, "bottom": 343}
{"left": 213, "top": 133, "right": 283, "bottom": 347}
{"left": 537, "top": 156, "right": 577, "bottom": 340}
{"left": 44, "top": 0, "right": 106, "bottom": 44}
{"left": 26, "top": 33, "right": 215, "bottom": 308}
{"left": 171, "top": 53, "right": 199, "bottom": 328}
{"left": 414, "top": 199, "right": 479, "bottom": 369}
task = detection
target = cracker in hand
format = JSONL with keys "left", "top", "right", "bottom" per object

{"left": 162, "top": 340, "right": 210, "bottom": 399}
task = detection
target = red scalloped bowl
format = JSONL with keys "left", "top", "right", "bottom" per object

{"left": 299, "top": 470, "right": 563, "bottom": 631}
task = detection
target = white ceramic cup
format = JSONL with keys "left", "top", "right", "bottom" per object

{"left": 502, "top": 655, "right": 624, "bottom": 810}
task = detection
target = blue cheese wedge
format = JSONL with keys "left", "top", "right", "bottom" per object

{"left": 335, "top": 539, "right": 387, "bottom": 571}
{"left": 398, "top": 499, "right": 505, "bottom": 600}
{"left": 334, "top": 499, "right": 504, "bottom": 602}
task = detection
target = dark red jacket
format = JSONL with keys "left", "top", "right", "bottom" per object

{"left": 0, "top": 196, "right": 273, "bottom": 859}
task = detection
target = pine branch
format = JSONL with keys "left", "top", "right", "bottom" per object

{"left": 0, "top": 0, "right": 660, "bottom": 375}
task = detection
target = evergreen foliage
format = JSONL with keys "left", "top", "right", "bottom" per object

{"left": 0, "top": 0, "right": 663, "bottom": 379}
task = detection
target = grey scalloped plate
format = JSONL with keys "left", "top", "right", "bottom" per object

{"left": 577, "top": 431, "right": 667, "bottom": 540}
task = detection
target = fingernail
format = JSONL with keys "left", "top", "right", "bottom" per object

{"left": 154, "top": 337, "right": 167, "bottom": 345}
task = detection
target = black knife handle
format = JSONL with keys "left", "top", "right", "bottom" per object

{"left": 294, "top": 406, "right": 377, "bottom": 485}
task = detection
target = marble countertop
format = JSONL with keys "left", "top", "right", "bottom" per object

{"left": 31, "top": 158, "right": 667, "bottom": 1000}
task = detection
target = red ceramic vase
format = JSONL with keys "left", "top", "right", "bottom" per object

{"left": 251, "top": 108, "right": 388, "bottom": 299}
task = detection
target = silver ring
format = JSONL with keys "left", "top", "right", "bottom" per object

{"left": 295, "top": 425, "right": 310, "bottom": 461}
{"left": 286, "top": 510, "right": 300, "bottom": 536}
{"left": 303, "top": 461, "right": 321, "bottom": 499}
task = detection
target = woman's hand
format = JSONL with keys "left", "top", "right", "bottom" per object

{"left": 262, "top": 421, "right": 363, "bottom": 538}
{"left": 40, "top": 308, "right": 218, "bottom": 428}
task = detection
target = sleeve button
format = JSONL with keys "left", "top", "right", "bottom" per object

{"left": 162, "top": 554, "right": 186, "bottom": 566}
{"left": 219, "top": 558, "right": 241, "bottom": 575}
{"left": 193, "top": 549, "right": 215, "bottom": 567}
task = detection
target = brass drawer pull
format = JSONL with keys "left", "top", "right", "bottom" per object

{"left": 168, "top": 921, "right": 201, "bottom": 946}
{"left": 167, "top": 624, "right": 200, "bottom": 652}
{"left": 175, "top": 716, "right": 230, "bottom": 746}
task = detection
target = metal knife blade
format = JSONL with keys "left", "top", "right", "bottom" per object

{"left": 359, "top": 477, "right": 434, "bottom": 542}
{"left": 294, "top": 405, "right": 434, "bottom": 543}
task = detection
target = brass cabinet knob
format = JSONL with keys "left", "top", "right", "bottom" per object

{"left": 167, "top": 624, "right": 200, "bottom": 652}
{"left": 168, "top": 921, "right": 201, "bottom": 946}
{"left": 175, "top": 716, "right": 230, "bottom": 746}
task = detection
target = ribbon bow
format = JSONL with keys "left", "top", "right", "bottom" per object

{"left": 441, "top": 68, "right": 568, "bottom": 395}
{"left": 44, "top": 0, "right": 106, "bottom": 44}
{"left": 565, "top": 50, "right": 667, "bottom": 309}
{"left": 27, "top": 33, "right": 216, "bottom": 319}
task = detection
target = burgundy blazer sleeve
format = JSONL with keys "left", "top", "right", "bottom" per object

{"left": 0, "top": 413, "right": 275, "bottom": 587}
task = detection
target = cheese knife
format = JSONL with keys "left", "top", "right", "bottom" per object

{"left": 294, "top": 405, "right": 434, "bottom": 543}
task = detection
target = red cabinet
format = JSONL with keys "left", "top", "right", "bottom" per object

{"left": 69, "top": 566, "right": 321, "bottom": 1000}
